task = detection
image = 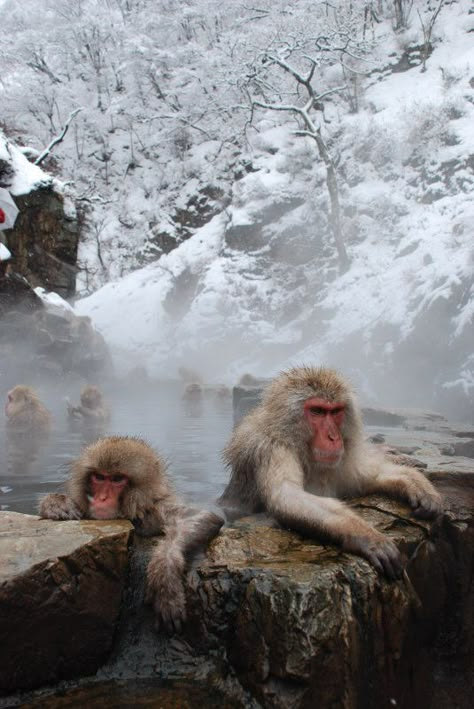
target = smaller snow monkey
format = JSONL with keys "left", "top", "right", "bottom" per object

{"left": 39, "top": 436, "right": 223, "bottom": 631}
{"left": 220, "top": 366, "right": 442, "bottom": 578}
{"left": 5, "top": 385, "right": 51, "bottom": 433}
{"left": 67, "top": 384, "right": 110, "bottom": 423}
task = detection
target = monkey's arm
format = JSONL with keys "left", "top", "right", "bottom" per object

{"left": 39, "top": 493, "right": 83, "bottom": 520}
{"left": 259, "top": 447, "right": 403, "bottom": 579}
{"left": 67, "top": 402, "right": 83, "bottom": 420}
{"left": 78, "top": 406, "right": 100, "bottom": 419}
{"left": 362, "top": 453, "right": 442, "bottom": 519}
{"left": 145, "top": 506, "right": 223, "bottom": 632}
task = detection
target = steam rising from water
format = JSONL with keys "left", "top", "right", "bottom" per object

{"left": 0, "top": 370, "right": 233, "bottom": 516}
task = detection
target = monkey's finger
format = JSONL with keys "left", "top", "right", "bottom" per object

{"left": 368, "top": 542, "right": 402, "bottom": 580}
{"left": 168, "top": 604, "right": 186, "bottom": 633}
{"left": 412, "top": 505, "right": 431, "bottom": 519}
{"left": 157, "top": 612, "right": 182, "bottom": 634}
{"left": 384, "top": 552, "right": 404, "bottom": 580}
{"left": 365, "top": 552, "right": 384, "bottom": 576}
{"left": 152, "top": 598, "right": 186, "bottom": 634}
{"left": 172, "top": 616, "right": 183, "bottom": 634}
{"left": 412, "top": 498, "right": 442, "bottom": 520}
{"left": 382, "top": 545, "right": 404, "bottom": 580}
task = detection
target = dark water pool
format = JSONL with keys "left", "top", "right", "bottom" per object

{"left": 0, "top": 379, "right": 234, "bottom": 515}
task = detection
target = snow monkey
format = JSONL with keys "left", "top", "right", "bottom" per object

{"left": 5, "top": 385, "right": 51, "bottom": 433}
{"left": 39, "top": 436, "right": 224, "bottom": 631}
{"left": 67, "top": 384, "right": 110, "bottom": 423}
{"left": 219, "top": 366, "right": 443, "bottom": 579}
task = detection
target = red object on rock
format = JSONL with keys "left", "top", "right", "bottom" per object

{"left": 0, "top": 209, "right": 5, "bottom": 224}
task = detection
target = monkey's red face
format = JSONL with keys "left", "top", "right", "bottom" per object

{"left": 303, "top": 397, "right": 345, "bottom": 466}
{"left": 5, "top": 392, "right": 13, "bottom": 417}
{"left": 88, "top": 471, "right": 129, "bottom": 519}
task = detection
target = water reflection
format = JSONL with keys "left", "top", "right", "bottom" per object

{"left": 6, "top": 428, "right": 50, "bottom": 476}
{"left": 0, "top": 379, "right": 234, "bottom": 515}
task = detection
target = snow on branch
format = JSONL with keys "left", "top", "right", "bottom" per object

{"left": 34, "top": 109, "right": 83, "bottom": 166}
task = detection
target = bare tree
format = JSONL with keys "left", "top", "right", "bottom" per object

{"left": 418, "top": 0, "right": 444, "bottom": 73}
{"left": 35, "top": 108, "right": 83, "bottom": 166}
{"left": 244, "top": 26, "right": 370, "bottom": 272}
{"left": 393, "top": 0, "right": 414, "bottom": 31}
{"left": 251, "top": 58, "right": 349, "bottom": 271}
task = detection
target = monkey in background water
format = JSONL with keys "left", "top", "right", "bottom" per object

{"left": 67, "top": 384, "right": 110, "bottom": 424}
{"left": 5, "top": 385, "right": 51, "bottom": 433}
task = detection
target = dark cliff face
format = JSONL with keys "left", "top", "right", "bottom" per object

{"left": 5, "top": 186, "right": 79, "bottom": 299}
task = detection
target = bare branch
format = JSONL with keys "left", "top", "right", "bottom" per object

{"left": 35, "top": 108, "right": 83, "bottom": 166}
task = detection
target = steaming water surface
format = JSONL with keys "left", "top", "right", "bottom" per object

{"left": 0, "top": 380, "right": 234, "bottom": 515}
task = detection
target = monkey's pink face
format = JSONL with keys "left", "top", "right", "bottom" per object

{"left": 88, "top": 471, "right": 129, "bottom": 519}
{"left": 5, "top": 392, "right": 13, "bottom": 417}
{"left": 5, "top": 391, "right": 22, "bottom": 418}
{"left": 303, "top": 397, "right": 345, "bottom": 466}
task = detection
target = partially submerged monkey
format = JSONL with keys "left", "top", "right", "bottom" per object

{"left": 220, "top": 366, "right": 442, "bottom": 578}
{"left": 39, "top": 435, "right": 223, "bottom": 631}
{"left": 67, "top": 384, "right": 110, "bottom": 423}
{"left": 5, "top": 385, "right": 51, "bottom": 433}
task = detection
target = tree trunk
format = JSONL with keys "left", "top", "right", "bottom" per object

{"left": 313, "top": 131, "right": 350, "bottom": 272}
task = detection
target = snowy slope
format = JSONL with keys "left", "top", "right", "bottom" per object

{"left": 2, "top": 0, "right": 472, "bottom": 416}
{"left": 75, "top": 1, "right": 473, "bottom": 419}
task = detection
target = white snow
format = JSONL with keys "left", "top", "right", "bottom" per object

{"left": 1, "top": 0, "right": 473, "bottom": 409}
{"left": 0, "top": 243, "right": 11, "bottom": 260}
{"left": 0, "top": 136, "right": 53, "bottom": 195}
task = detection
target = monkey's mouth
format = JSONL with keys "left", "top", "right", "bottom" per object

{"left": 89, "top": 507, "right": 119, "bottom": 520}
{"left": 311, "top": 448, "right": 343, "bottom": 465}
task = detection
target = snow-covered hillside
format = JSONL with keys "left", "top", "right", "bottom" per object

{"left": 74, "top": 0, "right": 473, "bottom": 417}
{"left": 2, "top": 0, "right": 473, "bottom": 417}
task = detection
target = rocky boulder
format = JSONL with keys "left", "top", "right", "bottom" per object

{"left": 0, "top": 473, "right": 472, "bottom": 708}
{"left": 0, "top": 301, "right": 113, "bottom": 382}
{"left": 184, "top": 472, "right": 473, "bottom": 708}
{"left": 0, "top": 513, "right": 132, "bottom": 693}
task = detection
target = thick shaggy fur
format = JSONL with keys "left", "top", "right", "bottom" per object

{"left": 5, "top": 385, "right": 51, "bottom": 433}
{"left": 40, "top": 435, "right": 223, "bottom": 631}
{"left": 220, "top": 366, "right": 442, "bottom": 578}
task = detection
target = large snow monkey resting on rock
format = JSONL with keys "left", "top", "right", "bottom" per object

{"left": 220, "top": 367, "right": 442, "bottom": 578}
{"left": 40, "top": 436, "right": 223, "bottom": 631}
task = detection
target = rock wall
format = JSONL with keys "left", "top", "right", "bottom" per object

{"left": 1, "top": 134, "right": 79, "bottom": 299}
{"left": 6, "top": 186, "right": 79, "bottom": 299}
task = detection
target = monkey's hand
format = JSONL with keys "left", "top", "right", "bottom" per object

{"left": 67, "top": 403, "right": 82, "bottom": 420}
{"left": 407, "top": 485, "right": 443, "bottom": 520}
{"left": 145, "top": 547, "right": 187, "bottom": 633}
{"left": 343, "top": 531, "right": 404, "bottom": 580}
{"left": 39, "top": 493, "right": 83, "bottom": 521}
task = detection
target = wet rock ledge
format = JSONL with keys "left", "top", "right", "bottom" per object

{"left": 0, "top": 472, "right": 473, "bottom": 709}
{"left": 184, "top": 472, "right": 473, "bottom": 709}
{"left": 0, "top": 513, "right": 132, "bottom": 693}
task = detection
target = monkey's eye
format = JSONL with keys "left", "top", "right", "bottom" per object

{"left": 92, "top": 472, "right": 106, "bottom": 482}
{"left": 308, "top": 406, "right": 326, "bottom": 416}
{"left": 110, "top": 474, "right": 127, "bottom": 484}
